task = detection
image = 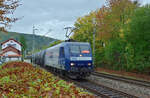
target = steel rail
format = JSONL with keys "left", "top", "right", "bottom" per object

{"left": 73, "top": 79, "right": 138, "bottom": 98}
{"left": 92, "top": 72, "right": 150, "bottom": 88}
{"left": 39, "top": 66, "right": 138, "bottom": 97}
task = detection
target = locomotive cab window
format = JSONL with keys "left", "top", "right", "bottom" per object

{"left": 69, "top": 45, "right": 90, "bottom": 54}
{"left": 69, "top": 45, "right": 80, "bottom": 54}
{"left": 80, "top": 45, "right": 90, "bottom": 53}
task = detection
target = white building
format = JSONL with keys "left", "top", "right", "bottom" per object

{"left": 0, "top": 39, "right": 22, "bottom": 62}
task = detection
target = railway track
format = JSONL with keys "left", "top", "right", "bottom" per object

{"left": 92, "top": 72, "right": 150, "bottom": 88}
{"left": 43, "top": 66, "right": 138, "bottom": 98}
{"left": 73, "top": 79, "right": 138, "bottom": 98}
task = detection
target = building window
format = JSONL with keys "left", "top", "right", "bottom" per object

{"left": 7, "top": 44, "right": 16, "bottom": 48}
{"left": 12, "top": 44, "right": 16, "bottom": 48}
{"left": 7, "top": 44, "right": 11, "bottom": 47}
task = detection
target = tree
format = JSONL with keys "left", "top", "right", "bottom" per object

{"left": 19, "top": 35, "right": 27, "bottom": 61}
{"left": 96, "top": 0, "right": 137, "bottom": 40}
{"left": 73, "top": 11, "right": 98, "bottom": 47}
{"left": 95, "top": 0, "right": 138, "bottom": 69}
{"left": 124, "top": 5, "right": 150, "bottom": 72}
{"left": 0, "top": 0, "right": 19, "bottom": 32}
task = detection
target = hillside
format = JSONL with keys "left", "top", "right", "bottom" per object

{"left": 0, "top": 31, "right": 57, "bottom": 54}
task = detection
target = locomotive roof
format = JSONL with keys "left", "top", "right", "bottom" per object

{"left": 62, "top": 42, "right": 90, "bottom": 45}
{"left": 30, "top": 42, "right": 91, "bottom": 57}
{"left": 46, "top": 42, "right": 90, "bottom": 50}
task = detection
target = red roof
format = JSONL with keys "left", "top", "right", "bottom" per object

{"left": 2, "top": 46, "right": 21, "bottom": 52}
{"left": 1, "top": 38, "right": 22, "bottom": 46}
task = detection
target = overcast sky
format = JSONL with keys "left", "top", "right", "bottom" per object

{"left": 10, "top": 0, "right": 150, "bottom": 40}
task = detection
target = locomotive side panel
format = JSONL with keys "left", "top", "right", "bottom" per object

{"left": 44, "top": 44, "right": 65, "bottom": 70}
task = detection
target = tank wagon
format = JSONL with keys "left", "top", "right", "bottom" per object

{"left": 31, "top": 42, "right": 93, "bottom": 79}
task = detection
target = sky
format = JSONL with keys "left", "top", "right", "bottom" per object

{"left": 10, "top": 0, "right": 150, "bottom": 40}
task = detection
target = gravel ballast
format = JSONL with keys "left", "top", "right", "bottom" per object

{"left": 87, "top": 75, "right": 150, "bottom": 98}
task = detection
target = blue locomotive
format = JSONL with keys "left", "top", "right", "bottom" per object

{"left": 31, "top": 41, "right": 93, "bottom": 79}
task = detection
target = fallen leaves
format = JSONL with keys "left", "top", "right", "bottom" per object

{"left": 0, "top": 61, "right": 95, "bottom": 97}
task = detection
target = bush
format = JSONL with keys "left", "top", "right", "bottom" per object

{"left": 0, "top": 62, "right": 95, "bottom": 97}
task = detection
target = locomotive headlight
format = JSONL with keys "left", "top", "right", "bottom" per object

{"left": 88, "top": 63, "right": 92, "bottom": 66}
{"left": 70, "top": 63, "right": 75, "bottom": 66}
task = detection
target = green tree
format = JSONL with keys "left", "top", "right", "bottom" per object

{"left": 73, "top": 11, "right": 96, "bottom": 44}
{"left": 19, "top": 35, "right": 27, "bottom": 61}
{"left": 124, "top": 5, "right": 150, "bottom": 72}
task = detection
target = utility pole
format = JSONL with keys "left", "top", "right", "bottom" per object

{"left": 32, "top": 25, "right": 35, "bottom": 54}
{"left": 32, "top": 25, "right": 38, "bottom": 63}
{"left": 92, "top": 18, "right": 96, "bottom": 67}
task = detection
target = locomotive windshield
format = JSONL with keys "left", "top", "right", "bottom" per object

{"left": 70, "top": 45, "right": 80, "bottom": 54}
{"left": 70, "top": 45, "right": 90, "bottom": 54}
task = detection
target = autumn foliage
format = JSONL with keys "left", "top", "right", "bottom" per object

{"left": 1, "top": 62, "right": 32, "bottom": 69}
{"left": 0, "top": 62, "right": 95, "bottom": 97}
{"left": 0, "top": 0, "right": 19, "bottom": 32}
{"left": 72, "top": 0, "right": 150, "bottom": 73}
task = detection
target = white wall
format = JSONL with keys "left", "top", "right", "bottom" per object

{"left": 5, "top": 57, "right": 21, "bottom": 62}
{"left": 2, "top": 51, "right": 21, "bottom": 62}
{"left": 2, "top": 40, "right": 21, "bottom": 51}
{"left": 45, "top": 44, "right": 65, "bottom": 70}
{"left": 4, "top": 51, "right": 18, "bottom": 56}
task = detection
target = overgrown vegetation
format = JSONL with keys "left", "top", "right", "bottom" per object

{"left": 72, "top": 0, "right": 150, "bottom": 74}
{"left": 0, "top": 62, "right": 95, "bottom": 97}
